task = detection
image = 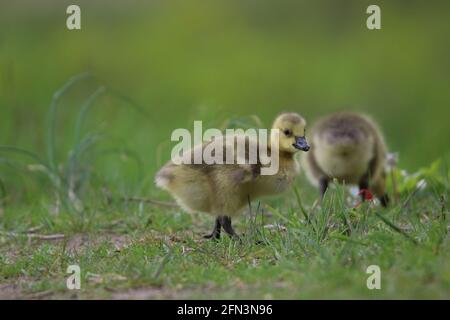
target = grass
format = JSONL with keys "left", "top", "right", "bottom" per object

{"left": 1, "top": 1, "right": 450, "bottom": 299}
{"left": 0, "top": 182, "right": 448, "bottom": 299}
{"left": 0, "top": 77, "right": 449, "bottom": 299}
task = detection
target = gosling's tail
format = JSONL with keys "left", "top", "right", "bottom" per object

{"left": 155, "top": 166, "right": 174, "bottom": 191}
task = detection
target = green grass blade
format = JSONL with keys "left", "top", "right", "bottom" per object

{"left": 265, "top": 204, "right": 291, "bottom": 225}
{"left": 107, "top": 88, "right": 150, "bottom": 117}
{"left": 293, "top": 185, "right": 310, "bottom": 222}
{"left": 66, "top": 133, "right": 103, "bottom": 191}
{"left": 73, "top": 86, "right": 106, "bottom": 146}
{"left": 0, "top": 146, "right": 61, "bottom": 188}
{"left": 374, "top": 211, "right": 418, "bottom": 245}
{"left": 47, "top": 72, "right": 92, "bottom": 170}
{"left": 0, "top": 146, "right": 48, "bottom": 167}
{"left": 0, "top": 178, "right": 6, "bottom": 204}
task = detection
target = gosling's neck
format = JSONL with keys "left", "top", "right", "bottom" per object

{"left": 279, "top": 150, "right": 295, "bottom": 161}
{"left": 266, "top": 138, "right": 295, "bottom": 161}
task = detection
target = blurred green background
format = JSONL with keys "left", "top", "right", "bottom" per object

{"left": 1, "top": 0, "right": 449, "bottom": 200}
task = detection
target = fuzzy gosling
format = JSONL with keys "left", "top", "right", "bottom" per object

{"left": 301, "top": 112, "right": 389, "bottom": 206}
{"left": 155, "top": 113, "right": 310, "bottom": 239}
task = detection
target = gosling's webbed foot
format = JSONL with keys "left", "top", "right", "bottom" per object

{"left": 319, "top": 177, "right": 329, "bottom": 201}
{"left": 203, "top": 216, "right": 242, "bottom": 241}
{"left": 203, "top": 231, "right": 220, "bottom": 240}
{"left": 203, "top": 217, "right": 221, "bottom": 240}
{"left": 358, "top": 176, "right": 369, "bottom": 202}
{"left": 379, "top": 194, "right": 389, "bottom": 207}
{"left": 220, "top": 216, "right": 241, "bottom": 241}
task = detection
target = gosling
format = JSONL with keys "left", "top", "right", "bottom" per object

{"left": 155, "top": 113, "right": 310, "bottom": 239}
{"left": 301, "top": 112, "right": 389, "bottom": 207}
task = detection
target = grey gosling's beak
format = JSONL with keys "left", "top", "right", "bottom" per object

{"left": 293, "top": 136, "right": 310, "bottom": 151}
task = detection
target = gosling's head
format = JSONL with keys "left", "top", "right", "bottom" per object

{"left": 271, "top": 112, "right": 310, "bottom": 153}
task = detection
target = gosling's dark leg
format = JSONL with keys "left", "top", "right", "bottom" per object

{"left": 379, "top": 194, "right": 389, "bottom": 208}
{"left": 358, "top": 175, "right": 369, "bottom": 202}
{"left": 203, "top": 217, "right": 221, "bottom": 240}
{"left": 319, "top": 177, "right": 329, "bottom": 200}
{"left": 220, "top": 216, "right": 239, "bottom": 239}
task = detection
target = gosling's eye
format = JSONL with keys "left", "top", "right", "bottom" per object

{"left": 283, "top": 129, "right": 292, "bottom": 136}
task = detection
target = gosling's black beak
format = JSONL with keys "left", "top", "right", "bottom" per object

{"left": 293, "top": 136, "right": 310, "bottom": 151}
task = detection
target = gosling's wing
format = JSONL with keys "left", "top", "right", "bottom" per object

{"left": 223, "top": 134, "right": 264, "bottom": 184}
{"left": 180, "top": 134, "right": 264, "bottom": 184}
{"left": 227, "top": 163, "right": 261, "bottom": 184}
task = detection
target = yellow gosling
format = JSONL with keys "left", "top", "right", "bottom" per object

{"left": 155, "top": 113, "right": 310, "bottom": 239}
